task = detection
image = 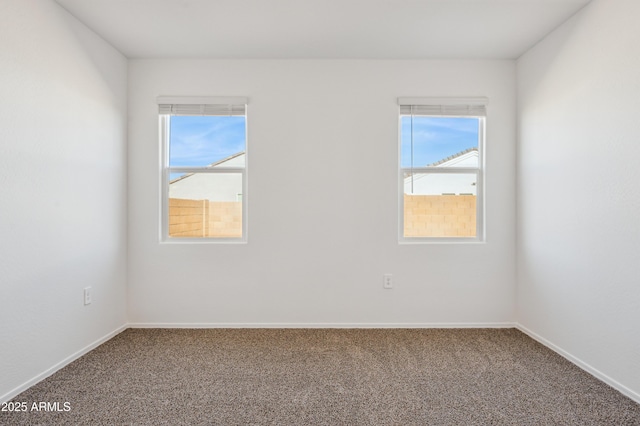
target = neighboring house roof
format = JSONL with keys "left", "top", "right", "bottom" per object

{"left": 207, "top": 151, "right": 245, "bottom": 168}
{"left": 170, "top": 152, "right": 245, "bottom": 184}
{"left": 427, "top": 147, "right": 478, "bottom": 167}
{"left": 405, "top": 147, "right": 478, "bottom": 179}
{"left": 404, "top": 148, "right": 478, "bottom": 196}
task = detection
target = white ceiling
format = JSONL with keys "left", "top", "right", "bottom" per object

{"left": 54, "top": 0, "right": 591, "bottom": 59}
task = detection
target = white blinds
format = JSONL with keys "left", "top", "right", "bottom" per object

{"left": 157, "top": 96, "right": 247, "bottom": 116}
{"left": 398, "top": 97, "right": 488, "bottom": 117}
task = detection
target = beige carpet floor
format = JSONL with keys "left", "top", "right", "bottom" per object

{"left": 2, "top": 328, "right": 639, "bottom": 425}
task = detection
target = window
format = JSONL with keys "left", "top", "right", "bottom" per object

{"left": 159, "top": 97, "right": 248, "bottom": 242}
{"left": 398, "top": 97, "right": 486, "bottom": 242}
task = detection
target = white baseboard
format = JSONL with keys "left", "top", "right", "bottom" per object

{"left": 0, "top": 324, "right": 128, "bottom": 404}
{"left": 516, "top": 323, "right": 640, "bottom": 404}
{"left": 128, "top": 322, "right": 517, "bottom": 329}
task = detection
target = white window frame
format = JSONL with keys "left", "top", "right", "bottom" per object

{"left": 158, "top": 96, "right": 248, "bottom": 243}
{"left": 398, "top": 97, "right": 487, "bottom": 244}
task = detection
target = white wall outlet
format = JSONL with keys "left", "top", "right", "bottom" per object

{"left": 383, "top": 274, "right": 393, "bottom": 289}
{"left": 83, "top": 287, "right": 92, "bottom": 305}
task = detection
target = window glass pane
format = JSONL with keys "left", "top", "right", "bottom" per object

{"left": 403, "top": 172, "right": 477, "bottom": 238}
{"left": 400, "top": 116, "right": 479, "bottom": 168}
{"left": 169, "top": 115, "right": 246, "bottom": 167}
{"left": 168, "top": 172, "right": 242, "bottom": 238}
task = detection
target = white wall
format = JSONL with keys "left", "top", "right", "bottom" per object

{"left": 0, "top": 0, "right": 128, "bottom": 401}
{"left": 517, "top": 0, "right": 640, "bottom": 399}
{"left": 128, "top": 59, "right": 516, "bottom": 325}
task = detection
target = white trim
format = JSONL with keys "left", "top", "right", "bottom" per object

{"left": 159, "top": 238, "right": 247, "bottom": 244}
{"left": 156, "top": 96, "right": 248, "bottom": 105}
{"left": 160, "top": 115, "right": 169, "bottom": 242}
{"left": 0, "top": 324, "right": 127, "bottom": 404}
{"left": 160, "top": 109, "right": 248, "bottom": 243}
{"left": 168, "top": 167, "right": 246, "bottom": 174}
{"left": 398, "top": 97, "right": 488, "bottom": 106}
{"left": 404, "top": 167, "right": 480, "bottom": 174}
{"left": 399, "top": 238, "right": 486, "bottom": 245}
{"left": 398, "top": 115, "right": 485, "bottom": 243}
{"left": 128, "top": 322, "right": 516, "bottom": 329}
{"left": 477, "top": 117, "right": 485, "bottom": 240}
{"left": 516, "top": 324, "right": 640, "bottom": 404}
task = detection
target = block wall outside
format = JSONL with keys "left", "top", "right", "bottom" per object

{"left": 169, "top": 196, "right": 472, "bottom": 238}
{"left": 404, "top": 194, "right": 476, "bottom": 237}
{"left": 207, "top": 201, "right": 242, "bottom": 238}
{"left": 168, "top": 198, "right": 241, "bottom": 238}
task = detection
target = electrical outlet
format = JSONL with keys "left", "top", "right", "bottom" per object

{"left": 383, "top": 274, "right": 393, "bottom": 289}
{"left": 84, "top": 287, "right": 92, "bottom": 305}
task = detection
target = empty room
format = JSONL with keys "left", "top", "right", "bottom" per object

{"left": 1, "top": 0, "right": 639, "bottom": 424}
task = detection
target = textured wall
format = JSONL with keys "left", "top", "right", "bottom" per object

{"left": 0, "top": 0, "right": 128, "bottom": 401}
{"left": 517, "top": 0, "right": 640, "bottom": 400}
{"left": 128, "top": 59, "right": 516, "bottom": 325}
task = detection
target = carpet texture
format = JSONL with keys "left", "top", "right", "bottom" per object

{"left": 2, "top": 328, "right": 639, "bottom": 425}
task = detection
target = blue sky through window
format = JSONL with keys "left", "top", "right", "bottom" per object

{"left": 168, "top": 115, "right": 476, "bottom": 172}
{"left": 169, "top": 115, "right": 246, "bottom": 168}
{"left": 401, "top": 116, "right": 479, "bottom": 168}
